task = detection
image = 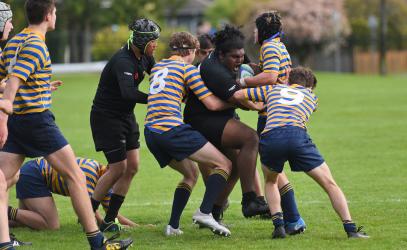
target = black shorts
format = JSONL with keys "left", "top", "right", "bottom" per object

{"left": 185, "top": 114, "right": 233, "bottom": 148}
{"left": 90, "top": 109, "right": 140, "bottom": 163}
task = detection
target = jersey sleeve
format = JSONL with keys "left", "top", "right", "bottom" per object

{"left": 0, "top": 48, "right": 5, "bottom": 81}
{"left": 184, "top": 65, "right": 212, "bottom": 101}
{"left": 113, "top": 57, "right": 148, "bottom": 103}
{"left": 261, "top": 44, "right": 280, "bottom": 74}
{"left": 9, "top": 39, "right": 46, "bottom": 82}
{"left": 200, "top": 61, "right": 240, "bottom": 101}
{"left": 243, "top": 86, "right": 270, "bottom": 102}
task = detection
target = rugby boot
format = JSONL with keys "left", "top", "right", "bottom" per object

{"left": 285, "top": 217, "right": 306, "bottom": 235}
{"left": 272, "top": 225, "right": 287, "bottom": 239}
{"left": 164, "top": 225, "right": 183, "bottom": 236}
{"left": 347, "top": 226, "right": 370, "bottom": 239}
{"left": 192, "top": 209, "right": 231, "bottom": 237}
{"left": 92, "top": 234, "right": 133, "bottom": 250}
{"left": 10, "top": 233, "right": 32, "bottom": 247}
{"left": 242, "top": 198, "right": 270, "bottom": 218}
{"left": 100, "top": 219, "right": 122, "bottom": 232}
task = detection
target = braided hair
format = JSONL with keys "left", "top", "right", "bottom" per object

{"left": 255, "top": 11, "right": 282, "bottom": 45}
{"left": 213, "top": 25, "right": 244, "bottom": 55}
{"left": 128, "top": 18, "right": 160, "bottom": 54}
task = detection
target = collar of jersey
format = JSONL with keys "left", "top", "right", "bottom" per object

{"left": 23, "top": 27, "right": 46, "bottom": 41}
{"left": 169, "top": 55, "right": 185, "bottom": 62}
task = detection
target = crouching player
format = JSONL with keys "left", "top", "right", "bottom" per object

{"left": 144, "top": 32, "right": 233, "bottom": 237}
{"left": 233, "top": 67, "right": 369, "bottom": 239}
{"left": 8, "top": 157, "right": 136, "bottom": 230}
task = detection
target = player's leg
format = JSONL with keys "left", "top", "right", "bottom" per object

{"left": 277, "top": 172, "right": 306, "bottom": 234}
{"left": 165, "top": 158, "right": 199, "bottom": 235}
{"left": 13, "top": 197, "right": 59, "bottom": 230}
{"left": 221, "top": 119, "right": 268, "bottom": 217}
{"left": 262, "top": 165, "right": 286, "bottom": 239}
{"left": 0, "top": 152, "right": 24, "bottom": 247}
{"left": 45, "top": 145, "right": 106, "bottom": 247}
{"left": 189, "top": 142, "right": 232, "bottom": 236}
{"left": 306, "top": 162, "right": 368, "bottom": 238}
{"left": 102, "top": 149, "right": 139, "bottom": 232}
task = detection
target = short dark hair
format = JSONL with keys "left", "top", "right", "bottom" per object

{"left": 288, "top": 67, "right": 317, "bottom": 89}
{"left": 255, "top": 11, "right": 282, "bottom": 45}
{"left": 169, "top": 32, "right": 199, "bottom": 57}
{"left": 25, "top": 0, "right": 55, "bottom": 25}
{"left": 197, "top": 34, "right": 213, "bottom": 50}
{"left": 213, "top": 25, "right": 244, "bottom": 55}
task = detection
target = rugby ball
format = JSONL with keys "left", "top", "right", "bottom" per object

{"left": 240, "top": 64, "right": 254, "bottom": 79}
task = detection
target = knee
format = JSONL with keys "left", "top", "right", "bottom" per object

{"left": 184, "top": 164, "right": 200, "bottom": 187}
{"left": 125, "top": 162, "right": 139, "bottom": 178}
{"left": 48, "top": 222, "right": 60, "bottom": 230}
{"left": 242, "top": 129, "right": 259, "bottom": 148}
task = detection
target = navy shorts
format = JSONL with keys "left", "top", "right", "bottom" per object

{"left": 259, "top": 126, "right": 325, "bottom": 173}
{"left": 144, "top": 124, "right": 207, "bottom": 168}
{"left": 2, "top": 110, "right": 68, "bottom": 158}
{"left": 16, "top": 160, "right": 52, "bottom": 199}
{"left": 257, "top": 115, "right": 267, "bottom": 136}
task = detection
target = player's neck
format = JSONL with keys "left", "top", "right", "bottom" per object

{"left": 27, "top": 24, "right": 48, "bottom": 39}
{"left": 130, "top": 44, "right": 142, "bottom": 60}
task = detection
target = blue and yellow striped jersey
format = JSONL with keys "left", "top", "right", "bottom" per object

{"left": 244, "top": 84, "right": 318, "bottom": 134}
{"left": 0, "top": 28, "right": 52, "bottom": 114}
{"left": 258, "top": 37, "right": 291, "bottom": 117}
{"left": 145, "top": 55, "right": 212, "bottom": 133}
{"left": 259, "top": 37, "right": 291, "bottom": 81}
{"left": 37, "top": 157, "right": 111, "bottom": 210}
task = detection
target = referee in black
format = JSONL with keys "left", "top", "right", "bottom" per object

{"left": 89, "top": 18, "right": 160, "bottom": 232}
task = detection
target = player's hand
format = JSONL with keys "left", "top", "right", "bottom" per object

{"left": 50, "top": 80, "right": 63, "bottom": 92}
{"left": 0, "top": 114, "right": 9, "bottom": 149}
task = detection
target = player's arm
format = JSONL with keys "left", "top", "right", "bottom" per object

{"left": 114, "top": 58, "right": 148, "bottom": 104}
{"left": 0, "top": 76, "right": 22, "bottom": 147}
{"left": 117, "top": 214, "right": 138, "bottom": 227}
{"left": 233, "top": 86, "right": 269, "bottom": 104}
{"left": 200, "top": 94, "right": 234, "bottom": 111}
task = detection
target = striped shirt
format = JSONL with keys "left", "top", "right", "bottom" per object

{"left": 37, "top": 157, "right": 111, "bottom": 210}
{"left": 145, "top": 55, "right": 212, "bottom": 133}
{"left": 258, "top": 37, "right": 292, "bottom": 117}
{"left": 244, "top": 84, "right": 318, "bottom": 134}
{"left": 0, "top": 28, "right": 52, "bottom": 114}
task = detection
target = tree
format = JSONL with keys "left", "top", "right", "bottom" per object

{"left": 252, "top": 0, "right": 351, "bottom": 65}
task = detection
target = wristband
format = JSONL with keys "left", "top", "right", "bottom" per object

{"left": 239, "top": 78, "right": 247, "bottom": 87}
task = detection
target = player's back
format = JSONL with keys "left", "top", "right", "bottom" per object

{"left": 261, "top": 84, "right": 317, "bottom": 134}
{"left": 145, "top": 55, "right": 210, "bottom": 133}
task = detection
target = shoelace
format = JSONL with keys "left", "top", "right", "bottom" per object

{"left": 356, "top": 226, "right": 368, "bottom": 235}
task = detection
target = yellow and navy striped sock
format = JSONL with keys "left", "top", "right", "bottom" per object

{"left": 169, "top": 183, "right": 192, "bottom": 229}
{"left": 7, "top": 206, "right": 18, "bottom": 221}
{"left": 86, "top": 230, "right": 104, "bottom": 248}
{"left": 279, "top": 183, "right": 300, "bottom": 223}
{"left": 0, "top": 242, "right": 12, "bottom": 250}
{"left": 271, "top": 212, "right": 284, "bottom": 228}
{"left": 200, "top": 169, "right": 229, "bottom": 214}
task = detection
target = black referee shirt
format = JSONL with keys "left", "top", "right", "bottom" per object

{"left": 92, "top": 45, "right": 155, "bottom": 115}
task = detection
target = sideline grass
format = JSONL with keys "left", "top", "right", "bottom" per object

{"left": 8, "top": 72, "right": 407, "bottom": 249}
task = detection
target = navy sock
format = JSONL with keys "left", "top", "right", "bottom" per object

{"left": 280, "top": 183, "right": 300, "bottom": 223}
{"left": 169, "top": 183, "right": 192, "bottom": 229}
{"left": 271, "top": 212, "right": 284, "bottom": 228}
{"left": 86, "top": 230, "right": 104, "bottom": 249}
{"left": 104, "top": 193, "right": 125, "bottom": 223}
{"left": 0, "top": 242, "right": 13, "bottom": 250}
{"left": 200, "top": 170, "right": 228, "bottom": 214}
{"left": 343, "top": 220, "right": 357, "bottom": 233}
{"left": 212, "top": 204, "right": 223, "bottom": 221}
{"left": 90, "top": 197, "right": 101, "bottom": 213}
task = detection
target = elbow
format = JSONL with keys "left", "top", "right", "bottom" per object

{"left": 206, "top": 102, "right": 219, "bottom": 111}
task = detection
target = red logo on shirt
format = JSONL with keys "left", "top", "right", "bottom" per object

{"left": 134, "top": 72, "right": 139, "bottom": 80}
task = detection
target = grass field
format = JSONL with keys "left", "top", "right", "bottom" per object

{"left": 8, "top": 72, "right": 407, "bottom": 249}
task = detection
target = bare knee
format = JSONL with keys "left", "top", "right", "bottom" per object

{"left": 183, "top": 164, "right": 200, "bottom": 188}
{"left": 48, "top": 221, "right": 60, "bottom": 230}
{"left": 125, "top": 161, "right": 139, "bottom": 178}
{"left": 243, "top": 129, "right": 259, "bottom": 147}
